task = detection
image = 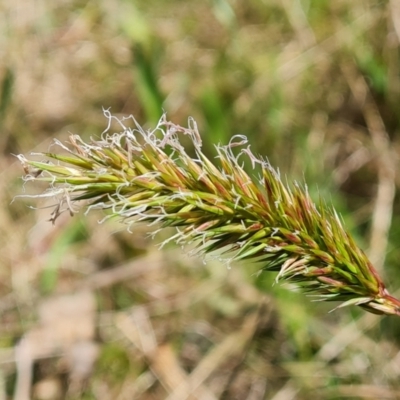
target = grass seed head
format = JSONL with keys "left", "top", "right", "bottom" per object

{"left": 18, "top": 112, "right": 400, "bottom": 316}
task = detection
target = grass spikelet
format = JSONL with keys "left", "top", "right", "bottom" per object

{"left": 18, "top": 112, "right": 400, "bottom": 316}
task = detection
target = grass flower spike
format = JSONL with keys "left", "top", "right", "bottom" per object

{"left": 19, "top": 112, "right": 400, "bottom": 316}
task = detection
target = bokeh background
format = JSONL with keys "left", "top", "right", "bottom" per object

{"left": 2, "top": 0, "right": 400, "bottom": 399}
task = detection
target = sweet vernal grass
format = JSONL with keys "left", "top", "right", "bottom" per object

{"left": 18, "top": 112, "right": 400, "bottom": 316}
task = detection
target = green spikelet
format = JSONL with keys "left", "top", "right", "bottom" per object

{"left": 17, "top": 112, "right": 400, "bottom": 316}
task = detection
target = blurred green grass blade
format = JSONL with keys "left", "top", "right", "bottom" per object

{"left": 212, "top": 0, "right": 237, "bottom": 30}
{"left": 118, "top": 2, "right": 164, "bottom": 123}
{"left": 358, "top": 53, "right": 387, "bottom": 94}
{"left": 199, "top": 86, "right": 230, "bottom": 145}
{"left": 41, "top": 219, "right": 87, "bottom": 294}
{"left": 119, "top": 2, "right": 151, "bottom": 46}
{"left": 133, "top": 43, "right": 164, "bottom": 124}
{"left": 0, "top": 67, "right": 14, "bottom": 122}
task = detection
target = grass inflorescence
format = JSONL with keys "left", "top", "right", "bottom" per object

{"left": 18, "top": 111, "right": 400, "bottom": 317}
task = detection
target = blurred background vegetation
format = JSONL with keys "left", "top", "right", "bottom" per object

{"left": 2, "top": 0, "right": 400, "bottom": 399}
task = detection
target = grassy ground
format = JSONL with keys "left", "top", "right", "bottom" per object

{"left": 2, "top": 0, "right": 400, "bottom": 399}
